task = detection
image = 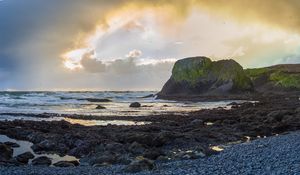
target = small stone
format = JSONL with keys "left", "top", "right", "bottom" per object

{"left": 53, "top": 160, "right": 79, "bottom": 167}
{"left": 129, "top": 102, "right": 141, "bottom": 108}
{"left": 95, "top": 105, "right": 106, "bottom": 109}
{"left": 16, "top": 152, "right": 34, "bottom": 164}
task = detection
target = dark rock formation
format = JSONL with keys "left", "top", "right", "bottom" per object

{"left": 158, "top": 57, "right": 253, "bottom": 97}
{"left": 53, "top": 160, "right": 79, "bottom": 167}
{"left": 129, "top": 102, "right": 141, "bottom": 108}
{"left": 0, "top": 144, "right": 13, "bottom": 161}
{"left": 158, "top": 57, "right": 300, "bottom": 98}
{"left": 16, "top": 152, "right": 34, "bottom": 164}
{"left": 95, "top": 105, "right": 106, "bottom": 109}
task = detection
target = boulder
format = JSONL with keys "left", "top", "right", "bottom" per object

{"left": 89, "top": 151, "right": 118, "bottom": 166}
{"left": 53, "top": 160, "right": 79, "bottom": 167}
{"left": 95, "top": 105, "right": 106, "bottom": 109}
{"left": 158, "top": 57, "right": 253, "bottom": 97}
{"left": 128, "top": 142, "right": 146, "bottom": 155}
{"left": 123, "top": 157, "right": 155, "bottom": 173}
{"left": 0, "top": 143, "right": 13, "bottom": 161}
{"left": 16, "top": 152, "right": 34, "bottom": 164}
{"left": 129, "top": 102, "right": 141, "bottom": 108}
{"left": 32, "top": 156, "right": 52, "bottom": 166}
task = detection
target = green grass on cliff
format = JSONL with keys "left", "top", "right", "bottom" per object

{"left": 245, "top": 68, "right": 300, "bottom": 89}
{"left": 172, "top": 58, "right": 253, "bottom": 90}
{"left": 270, "top": 72, "right": 300, "bottom": 88}
{"left": 172, "top": 58, "right": 213, "bottom": 84}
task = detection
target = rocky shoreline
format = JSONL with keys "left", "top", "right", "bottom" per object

{"left": 1, "top": 130, "right": 300, "bottom": 174}
{"left": 0, "top": 95, "right": 299, "bottom": 173}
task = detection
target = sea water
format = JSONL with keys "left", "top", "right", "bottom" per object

{"left": 0, "top": 91, "right": 241, "bottom": 126}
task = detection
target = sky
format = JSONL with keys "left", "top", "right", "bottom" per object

{"left": 0, "top": 0, "right": 300, "bottom": 91}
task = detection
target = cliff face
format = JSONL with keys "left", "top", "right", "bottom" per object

{"left": 158, "top": 57, "right": 253, "bottom": 96}
{"left": 158, "top": 57, "right": 300, "bottom": 98}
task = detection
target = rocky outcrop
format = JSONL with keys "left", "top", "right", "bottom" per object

{"left": 158, "top": 57, "right": 253, "bottom": 97}
{"left": 245, "top": 64, "right": 300, "bottom": 94}
{"left": 158, "top": 57, "right": 300, "bottom": 98}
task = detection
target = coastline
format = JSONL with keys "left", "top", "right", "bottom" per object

{"left": 0, "top": 94, "right": 299, "bottom": 173}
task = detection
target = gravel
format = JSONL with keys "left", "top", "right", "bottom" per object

{"left": 1, "top": 132, "right": 300, "bottom": 175}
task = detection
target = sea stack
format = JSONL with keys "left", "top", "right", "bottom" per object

{"left": 158, "top": 57, "right": 253, "bottom": 97}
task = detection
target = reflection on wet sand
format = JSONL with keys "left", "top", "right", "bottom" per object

{"left": 63, "top": 118, "right": 151, "bottom": 126}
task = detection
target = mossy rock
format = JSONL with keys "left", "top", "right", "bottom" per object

{"left": 160, "top": 57, "right": 253, "bottom": 96}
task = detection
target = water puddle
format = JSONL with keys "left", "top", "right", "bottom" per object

{"left": 64, "top": 118, "right": 151, "bottom": 126}
{"left": 0, "top": 135, "right": 78, "bottom": 165}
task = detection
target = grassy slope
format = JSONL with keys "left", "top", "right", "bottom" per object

{"left": 245, "top": 67, "right": 300, "bottom": 89}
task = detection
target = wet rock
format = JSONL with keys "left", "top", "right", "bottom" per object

{"left": 53, "top": 160, "right": 79, "bottom": 167}
{"left": 152, "top": 131, "right": 174, "bottom": 147}
{"left": 105, "top": 142, "right": 125, "bottom": 153}
{"left": 32, "top": 156, "right": 52, "bottom": 166}
{"left": 4, "top": 142, "right": 20, "bottom": 148}
{"left": 176, "top": 150, "right": 206, "bottom": 160}
{"left": 16, "top": 152, "right": 34, "bottom": 164}
{"left": 89, "top": 151, "right": 118, "bottom": 166}
{"left": 68, "top": 144, "right": 91, "bottom": 158}
{"left": 0, "top": 143, "right": 13, "bottom": 161}
{"left": 267, "top": 110, "right": 291, "bottom": 122}
{"left": 129, "top": 102, "right": 141, "bottom": 108}
{"left": 31, "top": 139, "right": 56, "bottom": 152}
{"left": 129, "top": 142, "right": 146, "bottom": 155}
{"left": 143, "top": 149, "right": 163, "bottom": 160}
{"left": 123, "top": 156, "right": 155, "bottom": 173}
{"left": 127, "top": 134, "right": 153, "bottom": 146}
{"left": 156, "top": 155, "right": 169, "bottom": 162}
{"left": 191, "top": 119, "right": 204, "bottom": 126}
{"left": 95, "top": 105, "right": 106, "bottom": 110}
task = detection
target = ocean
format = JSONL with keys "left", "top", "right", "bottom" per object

{"left": 0, "top": 91, "right": 239, "bottom": 125}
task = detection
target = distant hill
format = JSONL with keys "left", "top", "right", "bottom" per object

{"left": 158, "top": 57, "right": 300, "bottom": 98}
{"left": 245, "top": 64, "right": 300, "bottom": 93}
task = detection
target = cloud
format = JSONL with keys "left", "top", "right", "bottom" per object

{"left": 81, "top": 52, "right": 107, "bottom": 73}
{"left": 126, "top": 49, "right": 142, "bottom": 58}
{"left": 2, "top": 0, "right": 300, "bottom": 90}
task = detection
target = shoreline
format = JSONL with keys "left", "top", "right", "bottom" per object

{"left": 0, "top": 95, "right": 299, "bottom": 173}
